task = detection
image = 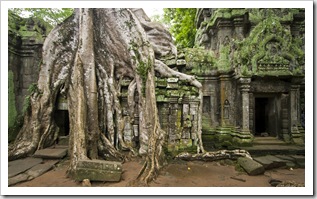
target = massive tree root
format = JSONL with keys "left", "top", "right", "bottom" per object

{"left": 175, "top": 150, "right": 252, "bottom": 161}
{"left": 8, "top": 8, "right": 204, "bottom": 185}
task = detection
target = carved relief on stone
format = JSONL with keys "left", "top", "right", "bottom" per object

{"left": 257, "top": 41, "right": 290, "bottom": 71}
{"left": 223, "top": 99, "right": 230, "bottom": 119}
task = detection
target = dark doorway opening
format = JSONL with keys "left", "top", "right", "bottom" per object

{"left": 54, "top": 110, "right": 70, "bottom": 136}
{"left": 255, "top": 98, "right": 268, "bottom": 136}
{"left": 203, "top": 96, "right": 211, "bottom": 114}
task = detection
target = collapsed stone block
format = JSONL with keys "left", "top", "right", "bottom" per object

{"left": 72, "top": 160, "right": 122, "bottom": 182}
{"left": 237, "top": 157, "right": 265, "bottom": 176}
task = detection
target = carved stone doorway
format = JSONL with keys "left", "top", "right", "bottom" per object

{"left": 254, "top": 95, "right": 280, "bottom": 137}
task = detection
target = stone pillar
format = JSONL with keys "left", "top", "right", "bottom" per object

{"left": 239, "top": 78, "right": 251, "bottom": 132}
{"left": 281, "top": 93, "right": 291, "bottom": 142}
{"left": 233, "top": 77, "right": 253, "bottom": 145}
{"left": 290, "top": 83, "right": 303, "bottom": 144}
{"left": 216, "top": 73, "right": 234, "bottom": 144}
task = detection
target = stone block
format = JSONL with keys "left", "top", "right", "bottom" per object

{"left": 291, "top": 155, "right": 305, "bottom": 168}
{"left": 58, "top": 136, "right": 69, "bottom": 146}
{"left": 167, "top": 77, "right": 179, "bottom": 83}
{"left": 73, "top": 160, "right": 122, "bottom": 182}
{"left": 25, "top": 160, "right": 58, "bottom": 178}
{"left": 156, "top": 95, "right": 166, "bottom": 102}
{"left": 176, "top": 59, "right": 186, "bottom": 66}
{"left": 8, "top": 173, "right": 30, "bottom": 186}
{"left": 167, "top": 83, "right": 179, "bottom": 89}
{"left": 253, "top": 155, "right": 286, "bottom": 170}
{"left": 237, "top": 157, "right": 265, "bottom": 176}
{"left": 9, "top": 157, "right": 43, "bottom": 178}
{"left": 33, "top": 148, "right": 68, "bottom": 159}
{"left": 156, "top": 78, "right": 167, "bottom": 87}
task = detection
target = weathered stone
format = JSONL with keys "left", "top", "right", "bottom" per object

{"left": 273, "top": 155, "right": 296, "bottom": 168}
{"left": 253, "top": 155, "right": 286, "bottom": 170}
{"left": 58, "top": 136, "right": 69, "bottom": 146}
{"left": 237, "top": 157, "right": 265, "bottom": 176}
{"left": 176, "top": 59, "right": 186, "bottom": 66}
{"left": 167, "top": 77, "right": 179, "bottom": 83}
{"left": 8, "top": 173, "right": 30, "bottom": 186}
{"left": 25, "top": 160, "right": 58, "bottom": 178}
{"left": 72, "top": 160, "right": 122, "bottom": 182}
{"left": 290, "top": 155, "right": 305, "bottom": 168}
{"left": 167, "top": 82, "right": 179, "bottom": 89}
{"left": 33, "top": 148, "right": 68, "bottom": 159}
{"left": 8, "top": 157, "right": 43, "bottom": 178}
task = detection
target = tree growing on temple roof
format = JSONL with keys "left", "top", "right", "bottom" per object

{"left": 8, "top": 8, "right": 204, "bottom": 185}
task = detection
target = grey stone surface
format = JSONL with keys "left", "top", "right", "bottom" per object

{"left": 58, "top": 136, "right": 69, "bottom": 146}
{"left": 33, "top": 148, "right": 68, "bottom": 159}
{"left": 237, "top": 157, "right": 265, "bottom": 176}
{"left": 274, "top": 155, "right": 297, "bottom": 168}
{"left": 8, "top": 157, "right": 43, "bottom": 178}
{"left": 8, "top": 173, "right": 30, "bottom": 186}
{"left": 291, "top": 155, "right": 305, "bottom": 168}
{"left": 253, "top": 155, "right": 286, "bottom": 170}
{"left": 73, "top": 160, "right": 122, "bottom": 182}
{"left": 25, "top": 160, "right": 58, "bottom": 178}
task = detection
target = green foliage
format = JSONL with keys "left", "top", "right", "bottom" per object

{"left": 136, "top": 58, "right": 152, "bottom": 96}
{"left": 9, "top": 8, "right": 73, "bottom": 26}
{"left": 163, "top": 8, "right": 197, "bottom": 48}
{"left": 22, "top": 83, "right": 40, "bottom": 114}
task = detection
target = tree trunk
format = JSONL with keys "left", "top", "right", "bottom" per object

{"left": 8, "top": 8, "right": 204, "bottom": 185}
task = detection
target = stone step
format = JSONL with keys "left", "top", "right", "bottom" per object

{"left": 253, "top": 137, "right": 287, "bottom": 145}
{"left": 9, "top": 160, "right": 60, "bottom": 186}
{"left": 33, "top": 148, "right": 68, "bottom": 159}
{"left": 237, "top": 157, "right": 265, "bottom": 176}
{"left": 253, "top": 155, "right": 286, "bottom": 170}
{"left": 8, "top": 157, "right": 43, "bottom": 178}
{"left": 240, "top": 144, "right": 305, "bottom": 156}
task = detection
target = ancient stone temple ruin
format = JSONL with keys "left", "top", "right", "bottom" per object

{"left": 173, "top": 8, "right": 305, "bottom": 151}
{"left": 8, "top": 11, "right": 52, "bottom": 141}
{"left": 8, "top": 8, "right": 305, "bottom": 155}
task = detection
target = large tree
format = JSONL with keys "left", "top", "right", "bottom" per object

{"left": 163, "top": 8, "right": 197, "bottom": 48}
{"left": 8, "top": 8, "right": 203, "bottom": 185}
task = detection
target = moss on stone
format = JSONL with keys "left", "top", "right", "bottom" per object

{"left": 184, "top": 48, "right": 216, "bottom": 75}
{"left": 216, "top": 45, "right": 231, "bottom": 72}
{"left": 8, "top": 10, "right": 52, "bottom": 45}
{"left": 234, "top": 13, "right": 304, "bottom": 76}
{"left": 207, "top": 8, "right": 247, "bottom": 28}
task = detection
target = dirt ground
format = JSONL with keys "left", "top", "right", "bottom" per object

{"left": 13, "top": 156, "right": 305, "bottom": 188}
